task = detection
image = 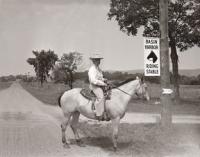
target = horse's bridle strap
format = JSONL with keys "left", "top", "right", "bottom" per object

{"left": 115, "top": 87, "right": 132, "bottom": 96}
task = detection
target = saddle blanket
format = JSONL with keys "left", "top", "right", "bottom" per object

{"left": 80, "top": 88, "right": 96, "bottom": 101}
{"left": 80, "top": 88, "right": 111, "bottom": 121}
{"left": 80, "top": 88, "right": 96, "bottom": 110}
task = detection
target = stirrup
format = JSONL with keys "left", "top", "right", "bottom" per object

{"left": 95, "top": 113, "right": 110, "bottom": 121}
{"left": 95, "top": 115, "right": 104, "bottom": 121}
{"left": 103, "top": 112, "right": 110, "bottom": 121}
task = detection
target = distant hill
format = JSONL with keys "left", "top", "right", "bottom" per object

{"left": 124, "top": 69, "right": 200, "bottom": 77}
{"left": 124, "top": 69, "right": 143, "bottom": 74}
{"left": 179, "top": 69, "right": 200, "bottom": 77}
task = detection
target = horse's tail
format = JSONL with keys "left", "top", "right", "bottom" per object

{"left": 58, "top": 92, "right": 64, "bottom": 107}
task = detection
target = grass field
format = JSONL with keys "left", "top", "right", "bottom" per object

{"left": 0, "top": 81, "right": 12, "bottom": 91}
{"left": 20, "top": 80, "right": 88, "bottom": 106}
{"left": 20, "top": 80, "right": 200, "bottom": 115}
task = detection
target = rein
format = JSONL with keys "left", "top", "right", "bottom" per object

{"left": 114, "top": 87, "right": 132, "bottom": 96}
{"left": 108, "top": 82, "right": 133, "bottom": 97}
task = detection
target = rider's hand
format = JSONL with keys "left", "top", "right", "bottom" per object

{"left": 103, "top": 78, "right": 108, "bottom": 83}
{"left": 103, "top": 82, "right": 107, "bottom": 86}
{"left": 106, "top": 81, "right": 116, "bottom": 88}
{"left": 100, "top": 81, "right": 107, "bottom": 86}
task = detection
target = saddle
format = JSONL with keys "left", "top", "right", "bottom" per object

{"left": 80, "top": 85, "right": 112, "bottom": 110}
{"left": 80, "top": 88, "right": 96, "bottom": 101}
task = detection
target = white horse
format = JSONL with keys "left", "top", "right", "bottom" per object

{"left": 58, "top": 76, "right": 150, "bottom": 151}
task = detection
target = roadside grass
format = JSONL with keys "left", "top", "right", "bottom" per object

{"left": 20, "top": 81, "right": 200, "bottom": 115}
{"left": 127, "top": 83, "right": 200, "bottom": 115}
{"left": 20, "top": 80, "right": 88, "bottom": 106}
{"left": 78, "top": 122, "right": 200, "bottom": 157}
{"left": 0, "top": 81, "right": 12, "bottom": 91}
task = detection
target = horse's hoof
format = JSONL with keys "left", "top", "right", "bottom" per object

{"left": 77, "top": 140, "right": 86, "bottom": 147}
{"left": 113, "top": 146, "right": 117, "bottom": 152}
{"left": 62, "top": 138, "right": 66, "bottom": 144}
{"left": 63, "top": 143, "right": 70, "bottom": 149}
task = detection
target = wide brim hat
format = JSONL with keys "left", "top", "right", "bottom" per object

{"left": 89, "top": 53, "right": 103, "bottom": 60}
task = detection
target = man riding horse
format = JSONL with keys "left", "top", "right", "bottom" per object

{"left": 88, "top": 53, "right": 109, "bottom": 121}
{"left": 59, "top": 66, "right": 150, "bottom": 150}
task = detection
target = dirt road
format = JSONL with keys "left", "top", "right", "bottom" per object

{"left": 0, "top": 82, "right": 109, "bottom": 157}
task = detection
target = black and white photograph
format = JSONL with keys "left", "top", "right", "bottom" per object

{"left": 0, "top": 0, "right": 200, "bottom": 156}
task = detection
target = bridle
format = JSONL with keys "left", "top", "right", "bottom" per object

{"left": 114, "top": 87, "right": 133, "bottom": 97}
{"left": 108, "top": 81, "right": 144, "bottom": 97}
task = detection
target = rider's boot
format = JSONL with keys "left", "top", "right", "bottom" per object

{"left": 102, "top": 112, "right": 110, "bottom": 121}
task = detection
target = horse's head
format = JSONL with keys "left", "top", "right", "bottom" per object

{"left": 135, "top": 76, "right": 150, "bottom": 101}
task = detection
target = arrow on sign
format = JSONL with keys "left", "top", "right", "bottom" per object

{"left": 147, "top": 51, "right": 157, "bottom": 63}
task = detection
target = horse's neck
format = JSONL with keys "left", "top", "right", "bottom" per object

{"left": 119, "top": 80, "right": 138, "bottom": 95}
{"left": 112, "top": 80, "right": 138, "bottom": 105}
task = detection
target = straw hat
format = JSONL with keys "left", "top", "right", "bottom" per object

{"left": 89, "top": 53, "right": 103, "bottom": 60}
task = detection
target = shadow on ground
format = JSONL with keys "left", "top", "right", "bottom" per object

{"left": 76, "top": 122, "right": 199, "bottom": 157}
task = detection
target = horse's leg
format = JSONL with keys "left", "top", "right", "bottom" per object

{"left": 61, "top": 113, "right": 72, "bottom": 148}
{"left": 111, "top": 117, "right": 120, "bottom": 152}
{"left": 70, "top": 111, "right": 85, "bottom": 147}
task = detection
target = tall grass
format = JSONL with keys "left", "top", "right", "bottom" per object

{"left": 20, "top": 80, "right": 88, "bottom": 106}
{"left": 0, "top": 81, "right": 12, "bottom": 91}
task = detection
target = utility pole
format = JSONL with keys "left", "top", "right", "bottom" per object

{"left": 159, "top": 0, "right": 173, "bottom": 128}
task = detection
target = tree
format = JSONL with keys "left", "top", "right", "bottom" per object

{"left": 52, "top": 52, "right": 83, "bottom": 89}
{"left": 27, "top": 49, "right": 58, "bottom": 86}
{"left": 108, "top": 0, "right": 200, "bottom": 99}
{"left": 51, "top": 63, "right": 66, "bottom": 83}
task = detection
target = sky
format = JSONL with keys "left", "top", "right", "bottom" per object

{"left": 0, "top": 0, "right": 199, "bottom": 76}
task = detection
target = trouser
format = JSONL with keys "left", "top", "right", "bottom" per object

{"left": 92, "top": 87, "right": 105, "bottom": 117}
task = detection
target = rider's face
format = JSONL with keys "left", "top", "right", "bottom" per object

{"left": 92, "top": 59, "right": 101, "bottom": 66}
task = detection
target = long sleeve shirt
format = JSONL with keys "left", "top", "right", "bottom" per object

{"left": 88, "top": 65, "right": 106, "bottom": 87}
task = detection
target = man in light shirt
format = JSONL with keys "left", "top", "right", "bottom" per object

{"left": 88, "top": 53, "right": 107, "bottom": 121}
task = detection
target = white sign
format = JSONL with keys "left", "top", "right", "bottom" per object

{"left": 144, "top": 37, "right": 160, "bottom": 76}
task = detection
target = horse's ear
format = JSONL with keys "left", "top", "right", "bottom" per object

{"left": 136, "top": 76, "right": 140, "bottom": 80}
{"left": 136, "top": 76, "right": 142, "bottom": 84}
{"left": 141, "top": 75, "right": 144, "bottom": 84}
{"left": 143, "top": 82, "right": 148, "bottom": 88}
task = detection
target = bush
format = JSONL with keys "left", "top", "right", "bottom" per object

{"left": 0, "top": 75, "right": 16, "bottom": 82}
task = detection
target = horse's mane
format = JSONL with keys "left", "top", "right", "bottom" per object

{"left": 111, "top": 77, "right": 136, "bottom": 88}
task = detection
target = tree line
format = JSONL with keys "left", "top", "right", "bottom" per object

{"left": 2, "top": 71, "right": 200, "bottom": 86}
{"left": 26, "top": 49, "right": 82, "bottom": 88}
